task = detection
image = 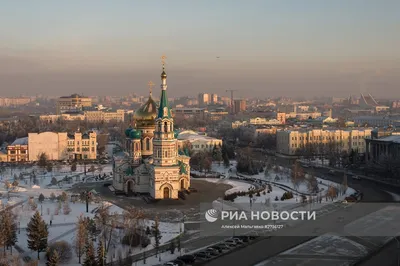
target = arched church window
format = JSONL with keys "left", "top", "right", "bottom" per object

{"left": 164, "top": 122, "right": 168, "bottom": 133}
{"left": 146, "top": 138, "right": 150, "bottom": 150}
{"left": 158, "top": 122, "right": 162, "bottom": 132}
{"left": 164, "top": 150, "right": 168, "bottom": 158}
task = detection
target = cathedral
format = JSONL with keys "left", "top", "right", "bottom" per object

{"left": 112, "top": 59, "right": 191, "bottom": 199}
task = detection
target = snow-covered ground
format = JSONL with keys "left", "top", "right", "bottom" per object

{"left": 196, "top": 178, "right": 252, "bottom": 195}
{"left": 7, "top": 197, "right": 182, "bottom": 265}
{"left": 200, "top": 161, "right": 356, "bottom": 213}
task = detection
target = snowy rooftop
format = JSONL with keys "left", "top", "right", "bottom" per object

{"left": 11, "top": 137, "right": 28, "bottom": 145}
{"left": 375, "top": 135, "right": 400, "bottom": 143}
{"left": 177, "top": 130, "right": 220, "bottom": 141}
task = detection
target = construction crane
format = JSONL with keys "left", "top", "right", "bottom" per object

{"left": 226, "top": 89, "right": 237, "bottom": 114}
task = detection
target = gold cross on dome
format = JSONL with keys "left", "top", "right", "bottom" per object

{"left": 161, "top": 54, "right": 167, "bottom": 65}
{"left": 148, "top": 81, "right": 155, "bottom": 94}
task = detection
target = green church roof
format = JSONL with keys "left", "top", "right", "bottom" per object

{"left": 125, "top": 127, "right": 133, "bottom": 137}
{"left": 129, "top": 130, "right": 142, "bottom": 139}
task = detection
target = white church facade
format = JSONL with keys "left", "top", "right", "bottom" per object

{"left": 112, "top": 59, "right": 191, "bottom": 199}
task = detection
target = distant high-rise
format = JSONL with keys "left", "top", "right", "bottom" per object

{"left": 211, "top": 94, "right": 218, "bottom": 104}
{"left": 234, "top": 99, "right": 246, "bottom": 114}
{"left": 56, "top": 94, "right": 92, "bottom": 114}
{"left": 198, "top": 93, "right": 210, "bottom": 107}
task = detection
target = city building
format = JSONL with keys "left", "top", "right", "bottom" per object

{"left": 5, "top": 131, "right": 97, "bottom": 162}
{"left": 234, "top": 99, "right": 246, "bottom": 113}
{"left": 112, "top": 61, "right": 191, "bottom": 199}
{"left": 276, "top": 113, "right": 286, "bottom": 124}
{"left": 40, "top": 109, "right": 126, "bottom": 123}
{"left": 211, "top": 94, "right": 218, "bottom": 104}
{"left": 0, "top": 97, "right": 32, "bottom": 107}
{"left": 29, "top": 131, "right": 97, "bottom": 161}
{"left": 249, "top": 117, "right": 282, "bottom": 125}
{"left": 366, "top": 135, "right": 400, "bottom": 163}
{"left": 56, "top": 94, "right": 92, "bottom": 114}
{"left": 84, "top": 109, "right": 125, "bottom": 123}
{"left": 176, "top": 130, "right": 222, "bottom": 153}
{"left": 173, "top": 108, "right": 205, "bottom": 119}
{"left": 7, "top": 137, "right": 29, "bottom": 162}
{"left": 353, "top": 116, "right": 400, "bottom": 127}
{"left": 276, "top": 128, "right": 372, "bottom": 156}
{"left": 198, "top": 93, "right": 210, "bottom": 107}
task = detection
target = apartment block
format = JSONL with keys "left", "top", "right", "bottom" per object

{"left": 277, "top": 128, "right": 372, "bottom": 156}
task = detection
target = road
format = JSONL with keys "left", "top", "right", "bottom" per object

{"left": 201, "top": 166, "right": 399, "bottom": 266}
{"left": 357, "top": 237, "right": 400, "bottom": 266}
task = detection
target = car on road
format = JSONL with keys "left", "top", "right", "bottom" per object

{"left": 177, "top": 255, "right": 195, "bottom": 264}
{"left": 352, "top": 175, "right": 361, "bottom": 180}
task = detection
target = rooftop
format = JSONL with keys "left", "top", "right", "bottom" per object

{"left": 11, "top": 137, "right": 28, "bottom": 145}
{"left": 177, "top": 130, "right": 220, "bottom": 141}
{"left": 375, "top": 135, "right": 400, "bottom": 144}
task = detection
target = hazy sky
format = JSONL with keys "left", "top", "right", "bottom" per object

{"left": 0, "top": 0, "right": 399, "bottom": 98}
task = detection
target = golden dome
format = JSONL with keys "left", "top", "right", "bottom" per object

{"left": 134, "top": 95, "right": 158, "bottom": 121}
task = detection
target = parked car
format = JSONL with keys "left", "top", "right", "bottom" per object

{"left": 345, "top": 196, "right": 357, "bottom": 202}
{"left": 214, "top": 243, "right": 232, "bottom": 250}
{"left": 170, "top": 260, "right": 185, "bottom": 266}
{"left": 194, "top": 252, "right": 212, "bottom": 260}
{"left": 206, "top": 248, "right": 220, "bottom": 256}
{"left": 352, "top": 175, "right": 361, "bottom": 180}
{"left": 232, "top": 237, "right": 244, "bottom": 244}
{"left": 237, "top": 236, "right": 250, "bottom": 242}
{"left": 164, "top": 262, "right": 178, "bottom": 266}
{"left": 177, "top": 255, "right": 195, "bottom": 264}
{"left": 209, "top": 245, "right": 223, "bottom": 253}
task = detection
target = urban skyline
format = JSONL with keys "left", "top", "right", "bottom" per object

{"left": 1, "top": 0, "right": 399, "bottom": 97}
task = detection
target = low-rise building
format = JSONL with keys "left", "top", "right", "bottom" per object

{"left": 176, "top": 130, "right": 222, "bottom": 153}
{"left": 277, "top": 128, "right": 372, "bottom": 156}
{"left": 7, "top": 137, "right": 29, "bottom": 162}
{"left": 249, "top": 117, "right": 282, "bottom": 125}
{"left": 366, "top": 135, "right": 400, "bottom": 163}
{"left": 4, "top": 131, "right": 97, "bottom": 162}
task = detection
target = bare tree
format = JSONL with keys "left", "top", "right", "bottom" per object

{"left": 122, "top": 207, "right": 145, "bottom": 250}
{"left": 291, "top": 161, "right": 305, "bottom": 191}
{"left": 341, "top": 173, "right": 348, "bottom": 195}
{"left": 74, "top": 215, "right": 87, "bottom": 264}
{"left": 95, "top": 203, "right": 115, "bottom": 253}
{"left": 306, "top": 171, "right": 318, "bottom": 194}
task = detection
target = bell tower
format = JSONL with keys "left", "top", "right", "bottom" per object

{"left": 153, "top": 55, "right": 177, "bottom": 166}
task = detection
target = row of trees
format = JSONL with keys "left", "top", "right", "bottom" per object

{"left": 189, "top": 143, "right": 235, "bottom": 172}
{"left": 295, "top": 141, "right": 362, "bottom": 167}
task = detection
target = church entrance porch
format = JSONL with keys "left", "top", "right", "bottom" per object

{"left": 126, "top": 180, "right": 135, "bottom": 196}
{"left": 163, "top": 187, "right": 170, "bottom": 199}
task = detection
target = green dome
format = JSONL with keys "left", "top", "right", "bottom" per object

{"left": 174, "top": 130, "right": 179, "bottom": 138}
{"left": 129, "top": 130, "right": 142, "bottom": 139}
{"left": 125, "top": 127, "right": 133, "bottom": 137}
{"left": 134, "top": 95, "right": 158, "bottom": 121}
